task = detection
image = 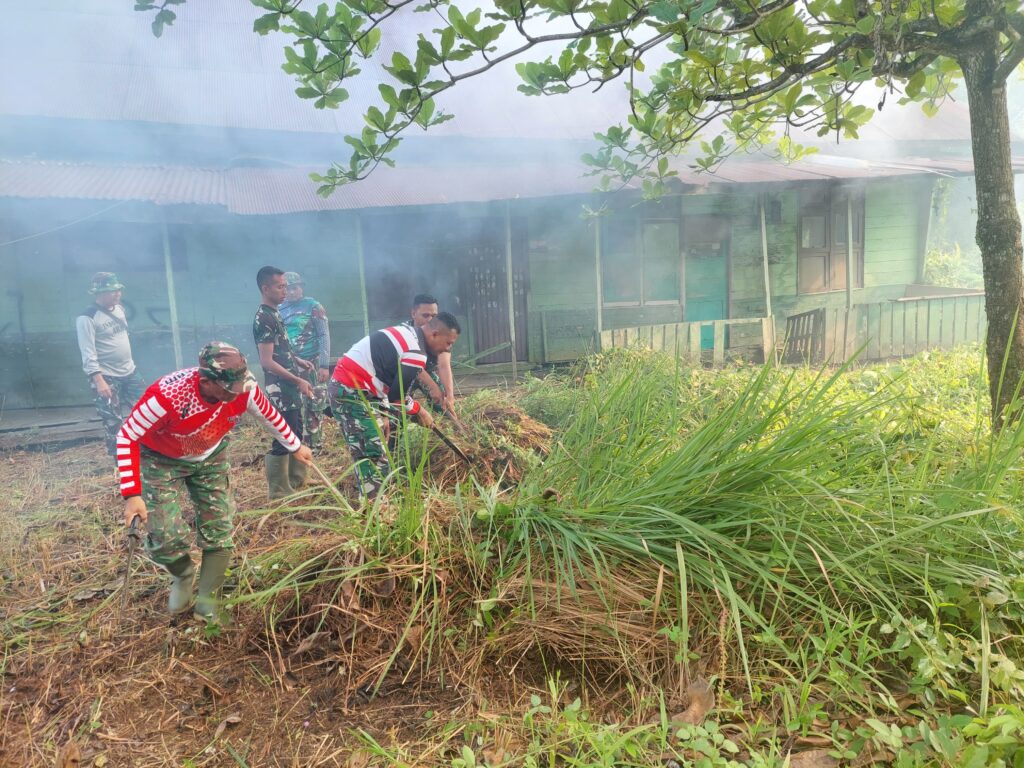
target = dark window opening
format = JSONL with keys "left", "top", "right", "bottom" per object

{"left": 797, "top": 185, "right": 864, "bottom": 294}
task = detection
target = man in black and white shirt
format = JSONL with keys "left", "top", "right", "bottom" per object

{"left": 75, "top": 272, "right": 145, "bottom": 455}
{"left": 329, "top": 313, "right": 460, "bottom": 498}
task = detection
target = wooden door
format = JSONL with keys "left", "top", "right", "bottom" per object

{"left": 460, "top": 217, "right": 528, "bottom": 364}
{"left": 683, "top": 215, "right": 730, "bottom": 348}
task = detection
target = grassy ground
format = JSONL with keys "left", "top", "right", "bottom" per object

{"left": 2, "top": 347, "right": 1023, "bottom": 767}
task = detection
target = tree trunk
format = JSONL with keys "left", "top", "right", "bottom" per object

{"left": 961, "top": 34, "right": 1024, "bottom": 428}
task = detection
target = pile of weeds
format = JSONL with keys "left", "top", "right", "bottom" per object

{"left": 396, "top": 391, "right": 551, "bottom": 488}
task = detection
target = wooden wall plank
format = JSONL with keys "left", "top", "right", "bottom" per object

{"left": 713, "top": 321, "right": 725, "bottom": 365}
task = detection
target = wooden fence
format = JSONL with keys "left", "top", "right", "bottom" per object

{"left": 599, "top": 317, "right": 776, "bottom": 365}
{"left": 782, "top": 293, "right": 986, "bottom": 364}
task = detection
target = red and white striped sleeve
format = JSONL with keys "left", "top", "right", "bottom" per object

{"left": 399, "top": 351, "right": 426, "bottom": 416}
{"left": 246, "top": 386, "right": 301, "bottom": 452}
{"left": 116, "top": 392, "right": 169, "bottom": 497}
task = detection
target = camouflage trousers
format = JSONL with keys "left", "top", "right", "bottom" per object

{"left": 329, "top": 383, "right": 391, "bottom": 498}
{"left": 299, "top": 365, "right": 329, "bottom": 452}
{"left": 92, "top": 372, "right": 146, "bottom": 456}
{"left": 140, "top": 445, "right": 235, "bottom": 566}
{"left": 266, "top": 380, "right": 303, "bottom": 456}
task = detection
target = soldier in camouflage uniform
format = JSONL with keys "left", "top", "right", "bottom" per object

{"left": 75, "top": 272, "right": 146, "bottom": 455}
{"left": 406, "top": 294, "right": 459, "bottom": 420}
{"left": 279, "top": 272, "right": 331, "bottom": 452}
{"left": 253, "top": 266, "right": 315, "bottom": 499}
{"left": 332, "top": 388, "right": 393, "bottom": 497}
{"left": 330, "top": 314, "right": 460, "bottom": 499}
{"left": 118, "top": 342, "right": 312, "bottom": 622}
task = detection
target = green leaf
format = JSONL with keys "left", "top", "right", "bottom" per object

{"left": 357, "top": 27, "right": 381, "bottom": 58}
{"left": 151, "top": 8, "right": 175, "bottom": 37}
{"left": 415, "top": 97, "right": 436, "bottom": 127}
{"left": 378, "top": 83, "right": 401, "bottom": 108}
{"left": 440, "top": 27, "right": 456, "bottom": 56}
{"left": 253, "top": 12, "right": 281, "bottom": 35}
{"left": 649, "top": 0, "right": 680, "bottom": 22}
{"left": 855, "top": 16, "right": 875, "bottom": 34}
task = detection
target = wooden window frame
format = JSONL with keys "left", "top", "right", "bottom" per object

{"left": 797, "top": 184, "right": 865, "bottom": 295}
{"left": 601, "top": 216, "right": 683, "bottom": 307}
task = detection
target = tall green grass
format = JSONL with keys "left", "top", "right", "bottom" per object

{"left": 502, "top": 349, "right": 1024, "bottom": 703}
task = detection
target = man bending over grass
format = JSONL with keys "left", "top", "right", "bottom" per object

{"left": 329, "top": 313, "right": 460, "bottom": 499}
{"left": 118, "top": 342, "right": 313, "bottom": 623}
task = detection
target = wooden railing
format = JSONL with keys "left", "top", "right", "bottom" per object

{"left": 781, "top": 308, "right": 825, "bottom": 365}
{"left": 783, "top": 293, "right": 986, "bottom": 364}
{"left": 599, "top": 317, "right": 776, "bottom": 365}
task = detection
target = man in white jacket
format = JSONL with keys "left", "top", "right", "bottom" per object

{"left": 75, "top": 272, "right": 145, "bottom": 455}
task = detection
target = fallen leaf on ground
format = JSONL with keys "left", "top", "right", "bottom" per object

{"left": 669, "top": 678, "right": 715, "bottom": 728}
{"left": 787, "top": 749, "right": 839, "bottom": 768}
{"left": 213, "top": 712, "right": 242, "bottom": 740}
{"left": 289, "top": 631, "right": 332, "bottom": 657}
{"left": 55, "top": 740, "right": 81, "bottom": 767}
{"left": 369, "top": 571, "right": 396, "bottom": 597}
{"left": 482, "top": 746, "right": 506, "bottom": 765}
{"left": 403, "top": 624, "right": 424, "bottom": 654}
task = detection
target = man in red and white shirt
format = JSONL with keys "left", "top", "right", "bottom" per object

{"left": 118, "top": 341, "right": 313, "bottom": 622}
{"left": 329, "top": 313, "right": 460, "bottom": 498}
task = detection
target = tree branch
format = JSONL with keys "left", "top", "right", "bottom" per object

{"left": 993, "top": 14, "right": 1024, "bottom": 83}
{"left": 704, "top": 36, "right": 860, "bottom": 102}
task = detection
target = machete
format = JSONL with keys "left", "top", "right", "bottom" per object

{"left": 431, "top": 424, "right": 471, "bottom": 465}
{"left": 117, "top": 515, "right": 141, "bottom": 622}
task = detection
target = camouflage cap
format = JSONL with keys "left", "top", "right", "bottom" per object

{"left": 88, "top": 272, "right": 124, "bottom": 294}
{"left": 283, "top": 271, "right": 304, "bottom": 287}
{"left": 197, "top": 341, "right": 256, "bottom": 394}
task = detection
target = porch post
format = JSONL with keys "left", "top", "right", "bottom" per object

{"left": 759, "top": 193, "right": 773, "bottom": 317}
{"left": 504, "top": 201, "right": 518, "bottom": 380}
{"left": 355, "top": 212, "right": 369, "bottom": 336}
{"left": 594, "top": 214, "right": 603, "bottom": 345}
{"left": 844, "top": 194, "right": 855, "bottom": 359}
{"left": 759, "top": 193, "right": 776, "bottom": 363}
{"left": 161, "top": 220, "right": 183, "bottom": 369}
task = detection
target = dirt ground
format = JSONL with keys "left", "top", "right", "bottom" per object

{"left": 0, "top": 408, "right": 561, "bottom": 768}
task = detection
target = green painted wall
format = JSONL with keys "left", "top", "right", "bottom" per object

{"left": 0, "top": 177, "right": 928, "bottom": 409}
{"left": 0, "top": 202, "right": 367, "bottom": 409}
{"left": 523, "top": 198, "right": 599, "bottom": 361}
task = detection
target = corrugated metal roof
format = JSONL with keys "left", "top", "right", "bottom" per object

{"left": 2, "top": 155, "right": 1018, "bottom": 215}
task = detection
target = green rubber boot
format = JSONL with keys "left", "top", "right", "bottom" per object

{"left": 288, "top": 454, "right": 308, "bottom": 490}
{"left": 166, "top": 555, "right": 195, "bottom": 615}
{"left": 193, "top": 549, "right": 232, "bottom": 625}
{"left": 264, "top": 453, "right": 293, "bottom": 500}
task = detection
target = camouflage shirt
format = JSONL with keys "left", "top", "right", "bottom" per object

{"left": 279, "top": 297, "right": 330, "bottom": 366}
{"left": 253, "top": 304, "right": 299, "bottom": 391}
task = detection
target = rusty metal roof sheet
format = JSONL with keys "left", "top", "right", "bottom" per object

{"left": 1, "top": 155, "right": 1019, "bottom": 215}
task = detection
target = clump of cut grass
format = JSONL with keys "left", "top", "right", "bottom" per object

{"left": 398, "top": 391, "right": 552, "bottom": 488}
{"left": 497, "top": 349, "right": 1024, "bottom": 715}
